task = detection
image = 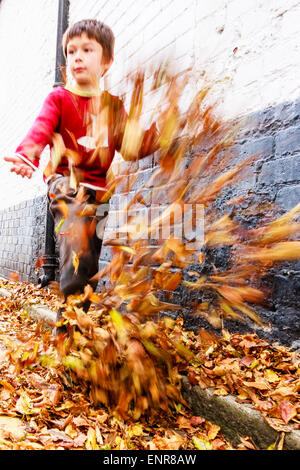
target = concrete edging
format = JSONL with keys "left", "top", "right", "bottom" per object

{"left": 0, "top": 286, "right": 56, "bottom": 327}
{"left": 0, "top": 286, "right": 299, "bottom": 450}
{"left": 181, "top": 377, "right": 300, "bottom": 450}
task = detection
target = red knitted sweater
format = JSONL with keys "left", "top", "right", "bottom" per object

{"left": 16, "top": 86, "right": 158, "bottom": 189}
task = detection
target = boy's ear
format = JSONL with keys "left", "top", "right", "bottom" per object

{"left": 103, "top": 57, "right": 114, "bottom": 75}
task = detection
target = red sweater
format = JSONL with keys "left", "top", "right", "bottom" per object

{"left": 16, "top": 86, "right": 158, "bottom": 189}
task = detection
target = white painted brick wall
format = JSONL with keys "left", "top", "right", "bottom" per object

{"left": 69, "top": 0, "right": 300, "bottom": 119}
{"left": 0, "top": 0, "right": 299, "bottom": 208}
{"left": 0, "top": 0, "right": 58, "bottom": 210}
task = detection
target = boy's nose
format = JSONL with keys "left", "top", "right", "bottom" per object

{"left": 74, "top": 51, "right": 83, "bottom": 61}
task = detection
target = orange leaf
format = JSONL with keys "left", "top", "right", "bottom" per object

{"left": 57, "top": 200, "right": 69, "bottom": 218}
{"left": 35, "top": 256, "right": 44, "bottom": 269}
{"left": 279, "top": 400, "right": 297, "bottom": 424}
{"left": 190, "top": 416, "right": 205, "bottom": 426}
{"left": 72, "top": 251, "right": 80, "bottom": 275}
{"left": 245, "top": 381, "right": 270, "bottom": 390}
{"left": 264, "top": 369, "right": 280, "bottom": 383}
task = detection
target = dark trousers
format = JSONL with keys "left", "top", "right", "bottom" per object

{"left": 47, "top": 176, "right": 107, "bottom": 323}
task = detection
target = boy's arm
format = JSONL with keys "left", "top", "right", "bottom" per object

{"left": 4, "top": 89, "right": 61, "bottom": 177}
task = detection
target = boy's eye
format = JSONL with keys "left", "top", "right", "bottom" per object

{"left": 68, "top": 50, "right": 74, "bottom": 55}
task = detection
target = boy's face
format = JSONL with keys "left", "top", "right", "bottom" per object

{"left": 66, "top": 33, "right": 112, "bottom": 88}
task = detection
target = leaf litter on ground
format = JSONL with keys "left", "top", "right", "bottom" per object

{"left": 0, "top": 279, "right": 236, "bottom": 450}
{"left": 0, "top": 279, "right": 299, "bottom": 450}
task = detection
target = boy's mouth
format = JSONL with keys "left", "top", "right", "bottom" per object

{"left": 74, "top": 67, "right": 86, "bottom": 73}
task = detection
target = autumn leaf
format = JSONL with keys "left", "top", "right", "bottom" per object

{"left": 245, "top": 381, "right": 270, "bottom": 391}
{"left": 15, "top": 394, "right": 40, "bottom": 416}
{"left": 192, "top": 436, "right": 213, "bottom": 450}
{"left": 55, "top": 217, "right": 65, "bottom": 234}
{"left": 128, "top": 424, "right": 143, "bottom": 437}
{"left": 57, "top": 200, "right": 69, "bottom": 218}
{"left": 0, "top": 380, "right": 16, "bottom": 394}
{"left": 279, "top": 401, "right": 297, "bottom": 425}
{"left": 9, "top": 272, "right": 19, "bottom": 282}
{"left": 264, "top": 369, "right": 280, "bottom": 383}
{"left": 245, "top": 241, "right": 300, "bottom": 262}
{"left": 119, "top": 246, "right": 136, "bottom": 255}
{"left": 121, "top": 119, "right": 144, "bottom": 160}
{"left": 151, "top": 430, "right": 185, "bottom": 450}
{"left": 190, "top": 416, "right": 205, "bottom": 426}
{"left": 62, "top": 355, "right": 85, "bottom": 372}
{"left": 207, "top": 423, "right": 221, "bottom": 440}
{"left": 85, "top": 427, "right": 99, "bottom": 450}
{"left": 65, "top": 423, "right": 78, "bottom": 439}
{"left": 72, "top": 251, "right": 80, "bottom": 275}
{"left": 51, "top": 132, "right": 66, "bottom": 172}
{"left": 0, "top": 416, "right": 26, "bottom": 441}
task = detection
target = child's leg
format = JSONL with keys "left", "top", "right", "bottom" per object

{"left": 47, "top": 176, "right": 105, "bottom": 334}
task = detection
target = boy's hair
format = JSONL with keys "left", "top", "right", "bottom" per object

{"left": 62, "top": 19, "right": 115, "bottom": 63}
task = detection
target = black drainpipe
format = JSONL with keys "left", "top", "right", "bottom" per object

{"left": 38, "top": 0, "right": 70, "bottom": 287}
{"left": 54, "top": 0, "right": 70, "bottom": 87}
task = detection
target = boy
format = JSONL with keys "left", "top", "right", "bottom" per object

{"left": 4, "top": 19, "right": 159, "bottom": 336}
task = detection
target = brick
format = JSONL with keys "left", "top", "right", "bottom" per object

{"left": 259, "top": 156, "right": 300, "bottom": 187}
{"left": 275, "top": 127, "right": 300, "bottom": 157}
{"left": 100, "top": 245, "right": 113, "bottom": 262}
{"left": 128, "top": 168, "right": 154, "bottom": 192}
{"left": 239, "top": 135, "right": 274, "bottom": 161}
{"left": 114, "top": 174, "right": 129, "bottom": 194}
{"left": 276, "top": 184, "right": 300, "bottom": 211}
{"left": 139, "top": 154, "right": 153, "bottom": 171}
{"left": 109, "top": 194, "right": 123, "bottom": 210}
{"left": 273, "top": 100, "right": 299, "bottom": 128}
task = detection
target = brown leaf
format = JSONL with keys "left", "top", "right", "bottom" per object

{"left": 190, "top": 416, "right": 205, "bottom": 426}
{"left": 207, "top": 423, "right": 221, "bottom": 440}
{"left": 9, "top": 272, "right": 19, "bottom": 282}
{"left": 57, "top": 200, "right": 69, "bottom": 218}
{"left": 279, "top": 400, "right": 297, "bottom": 424}
{"left": 244, "top": 381, "right": 270, "bottom": 390}
{"left": 0, "top": 416, "right": 26, "bottom": 441}
{"left": 65, "top": 423, "right": 78, "bottom": 439}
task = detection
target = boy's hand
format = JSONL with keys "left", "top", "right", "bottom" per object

{"left": 4, "top": 155, "right": 34, "bottom": 178}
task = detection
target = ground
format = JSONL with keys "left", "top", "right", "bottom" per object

{"left": 0, "top": 279, "right": 298, "bottom": 450}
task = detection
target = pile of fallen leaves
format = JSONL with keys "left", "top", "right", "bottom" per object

{"left": 0, "top": 279, "right": 59, "bottom": 312}
{"left": 187, "top": 329, "right": 300, "bottom": 432}
{"left": 0, "top": 280, "right": 299, "bottom": 450}
{"left": 0, "top": 283, "right": 237, "bottom": 450}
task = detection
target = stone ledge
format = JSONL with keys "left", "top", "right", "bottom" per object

{"left": 0, "top": 286, "right": 56, "bottom": 328}
{"left": 0, "top": 288, "right": 11, "bottom": 298}
{"left": 181, "top": 376, "right": 300, "bottom": 450}
{"left": 23, "top": 304, "right": 56, "bottom": 327}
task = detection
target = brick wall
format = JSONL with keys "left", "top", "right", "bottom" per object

{"left": 178, "top": 97, "right": 300, "bottom": 348}
{"left": 0, "top": 0, "right": 299, "bottom": 346}
{"left": 69, "top": 1, "right": 300, "bottom": 119}
{"left": 0, "top": 0, "right": 58, "bottom": 210}
{"left": 0, "top": 195, "right": 47, "bottom": 282}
